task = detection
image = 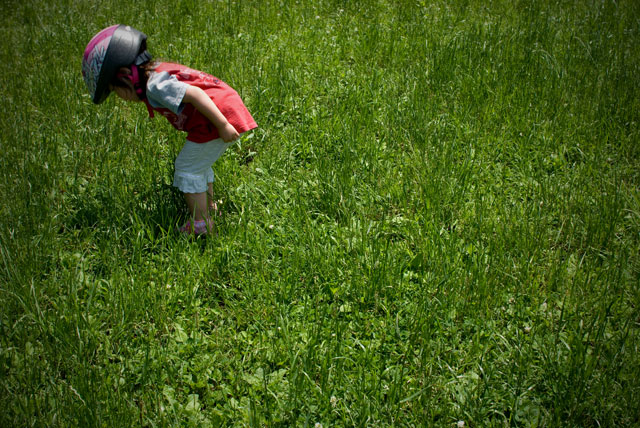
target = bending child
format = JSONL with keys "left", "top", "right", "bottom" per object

{"left": 82, "top": 24, "right": 257, "bottom": 235}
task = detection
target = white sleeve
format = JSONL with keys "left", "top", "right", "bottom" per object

{"left": 146, "top": 71, "right": 188, "bottom": 114}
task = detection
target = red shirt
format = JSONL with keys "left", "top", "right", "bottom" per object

{"left": 144, "top": 62, "right": 257, "bottom": 143}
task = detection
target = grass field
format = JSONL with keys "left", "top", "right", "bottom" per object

{"left": 1, "top": 0, "right": 639, "bottom": 426}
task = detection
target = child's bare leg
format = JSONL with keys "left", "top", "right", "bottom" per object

{"left": 184, "top": 192, "right": 209, "bottom": 221}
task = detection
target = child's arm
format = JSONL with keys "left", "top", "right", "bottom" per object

{"left": 182, "top": 85, "right": 239, "bottom": 142}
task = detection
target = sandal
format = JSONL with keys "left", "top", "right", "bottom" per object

{"left": 179, "top": 218, "right": 214, "bottom": 236}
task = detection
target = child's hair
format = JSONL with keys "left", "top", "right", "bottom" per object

{"left": 110, "top": 61, "right": 156, "bottom": 98}
{"left": 110, "top": 62, "right": 154, "bottom": 87}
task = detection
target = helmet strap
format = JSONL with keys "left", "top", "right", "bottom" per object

{"left": 131, "top": 57, "right": 155, "bottom": 117}
{"left": 130, "top": 50, "right": 151, "bottom": 99}
{"left": 130, "top": 65, "right": 145, "bottom": 99}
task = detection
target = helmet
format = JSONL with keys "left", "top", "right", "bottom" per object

{"left": 82, "top": 25, "right": 151, "bottom": 104}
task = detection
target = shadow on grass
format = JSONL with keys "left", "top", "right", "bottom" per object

{"left": 62, "top": 179, "right": 185, "bottom": 239}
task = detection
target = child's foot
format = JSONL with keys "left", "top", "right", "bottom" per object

{"left": 179, "top": 218, "right": 213, "bottom": 236}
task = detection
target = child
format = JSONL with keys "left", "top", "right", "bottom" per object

{"left": 82, "top": 24, "right": 257, "bottom": 235}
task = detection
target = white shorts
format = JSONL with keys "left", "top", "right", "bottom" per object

{"left": 173, "top": 139, "right": 232, "bottom": 193}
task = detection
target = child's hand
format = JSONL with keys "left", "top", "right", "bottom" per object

{"left": 183, "top": 86, "right": 240, "bottom": 142}
{"left": 219, "top": 122, "right": 239, "bottom": 142}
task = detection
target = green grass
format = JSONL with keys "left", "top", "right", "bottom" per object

{"left": 1, "top": 0, "right": 639, "bottom": 426}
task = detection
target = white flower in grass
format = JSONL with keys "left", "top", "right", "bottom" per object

{"left": 315, "top": 423, "right": 323, "bottom": 428}
{"left": 457, "top": 421, "right": 465, "bottom": 428}
{"left": 330, "top": 395, "right": 337, "bottom": 407}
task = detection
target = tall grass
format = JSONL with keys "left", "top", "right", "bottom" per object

{"left": 1, "top": 0, "right": 639, "bottom": 426}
